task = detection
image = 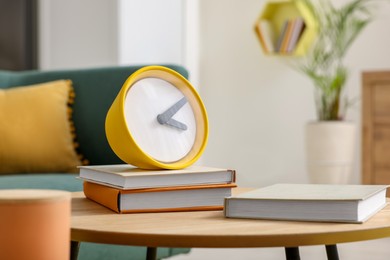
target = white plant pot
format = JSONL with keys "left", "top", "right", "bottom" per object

{"left": 305, "top": 121, "right": 356, "bottom": 184}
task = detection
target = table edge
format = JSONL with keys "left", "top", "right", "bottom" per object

{"left": 71, "top": 224, "right": 390, "bottom": 248}
{"left": 71, "top": 191, "right": 390, "bottom": 248}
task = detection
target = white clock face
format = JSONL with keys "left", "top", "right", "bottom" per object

{"left": 124, "top": 78, "right": 197, "bottom": 163}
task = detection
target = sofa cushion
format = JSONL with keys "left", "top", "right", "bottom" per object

{"left": 0, "top": 80, "right": 82, "bottom": 174}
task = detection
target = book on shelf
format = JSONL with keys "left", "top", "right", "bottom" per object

{"left": 224, "top": 184, "right": 388, "bottom": 223}
{"left": 286, "top": 18, "right": 306, "bottom": 53}
{"left": 279, "top": 19, "right": 295, "bottom": 53}
{"left": 255, "top": 20, "right": 275, "bottom": 53}
{"left": 78, "top": 164, "right": 236, "bottom": 189}
{"left": 84, "top": 181, "right": 237, "bottom": 213}
{"left": 275, "top": 20, "right": 289, "bottom": 52}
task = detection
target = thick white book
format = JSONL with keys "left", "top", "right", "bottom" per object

{"left": 224, "top": 184, "right": 388, "bottom": 223}
{"left": 84, "top": 181, "right": 236, "bottom": 213}
{"left": 78, "top": 164, "right": 236, "bottom": 189}
{"left": 255, "top": 20, "right": 276, "bottom": 53}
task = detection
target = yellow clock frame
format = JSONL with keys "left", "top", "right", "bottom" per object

{"left": 105, "top": 65, "right": 209, "bottom": 170}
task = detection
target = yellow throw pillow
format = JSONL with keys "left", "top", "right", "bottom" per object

{"left": 0, "top": 80, "right": 82, "bottom": 173}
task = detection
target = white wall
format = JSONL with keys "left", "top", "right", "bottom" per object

{"left": 39, "top": 0, "right": 199, "bottom": 83}
{"left": 118, "top": 0, "right": 200, "bottom": 87}
{"left": 198, "top": 0, "right": 390, "bottom": 187}
{"left": 118, "top": 0, "right": 183, "bottom": 65}
{"left": 39, "top": 0, "right": 118, "bottom": 69}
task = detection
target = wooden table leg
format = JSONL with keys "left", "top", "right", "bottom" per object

{"left": 146, "top": 247, "right": 157, "bottom": 260}
{"left": 325, "top": 244, "right": 339, "bottom": 260}
{"left": 285, "top": 247, "right": 300, "bottom": 260}
{"left": 70, "top": 241, "right": 80, "bottom": 260}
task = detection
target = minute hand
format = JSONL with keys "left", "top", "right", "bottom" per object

{"left": 157, "top": 97, "right": 188, "bottom": 124}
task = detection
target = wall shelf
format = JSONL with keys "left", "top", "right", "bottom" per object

{"left": 254, "top": 0, "right": 318, "bottom": 56}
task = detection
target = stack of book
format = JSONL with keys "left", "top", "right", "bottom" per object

{"left": 79, "top": 165, "right": 236, "bottom": 213}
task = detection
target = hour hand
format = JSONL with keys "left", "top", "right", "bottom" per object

{"left": 157, "top": 97, "right": 188, "bottom": 124}
{"left": 164, "top": 118, "right": 188, "bottom": 131}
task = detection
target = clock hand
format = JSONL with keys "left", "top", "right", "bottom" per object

{"left": 157, "top": 97, "right": 188, "bottom": 125}
{"left": 164, "top": 118, "right": 188, "bottom": 131}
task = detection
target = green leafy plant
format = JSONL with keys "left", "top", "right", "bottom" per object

{"left": 297, "top": 0, "right": 379, "bottom": 120}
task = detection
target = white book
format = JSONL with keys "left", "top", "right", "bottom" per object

{"left": 78, "top": 164, "right": 236, "bottom": 189}
{"left": 256, "top": 20, "right": 276, "bottom": 53}
{"left": 224, "top": 184, "right": 388, "bottom": 223}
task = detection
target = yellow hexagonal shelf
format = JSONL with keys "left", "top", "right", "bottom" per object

{"left": 254, "top": 0, "right": 318, "bottom": 56}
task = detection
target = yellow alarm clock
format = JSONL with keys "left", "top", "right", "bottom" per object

{"left": 105, "top": 66, "right": 209, "bottom": 170}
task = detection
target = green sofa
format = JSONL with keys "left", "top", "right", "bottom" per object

{"left": 0, "top": 65, "right": 191, "bottom": 259}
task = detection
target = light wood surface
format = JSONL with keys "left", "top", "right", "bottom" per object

{"left": 71, "top": 188, "right": 390, "bottom": 248}
{"left": 362, "top": 71, "right": 390, "bottom": 185}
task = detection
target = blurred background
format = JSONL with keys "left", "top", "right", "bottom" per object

{"left": 2, "top": 0, "right": 390, "bottom": 191}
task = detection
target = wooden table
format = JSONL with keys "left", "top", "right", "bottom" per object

{"left": 71, "top": 189, "right": 390, "bottom": 260}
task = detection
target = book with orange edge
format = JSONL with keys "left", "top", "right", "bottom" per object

{"left": 254, "top": 20, "right": 275, "bottom": 53}
{"left": 275, "top": 20, "right": 288, "bottom": 52}
{"left": 254, "top": 22, "right": 270, "bottom": 53}
{"left": 84, "top": 181, "right": 237, "bottom": 214}
{"left": 286, "top": 18, "right": 306, "bottom": 53}
{"left": 280, "top": 19, "right": 295, "bottom": 53}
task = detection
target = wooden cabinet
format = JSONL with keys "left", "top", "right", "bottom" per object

{"left": 362, "top": 71, "right": 390, "bottom": 185}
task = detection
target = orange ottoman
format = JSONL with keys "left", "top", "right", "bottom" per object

{"left": 0, "top": 189, "right": 71, "bottom": 260}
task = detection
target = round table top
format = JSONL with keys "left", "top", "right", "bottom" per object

{"left": 71, "top": 188, "right": 390, "bottom": 248}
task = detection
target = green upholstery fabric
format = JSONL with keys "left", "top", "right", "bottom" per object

{"left": 0, "top": 173, "right": 82, "bottom": 191}
{"left": 78, "top": 244, "right": 185, "bottom": 260}
{"left": 0, "top": 65, "right": 191, "bottom": 260}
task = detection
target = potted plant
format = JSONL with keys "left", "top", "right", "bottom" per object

{"left": 296, "top": 0, "right": 380, "bottom": 183}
